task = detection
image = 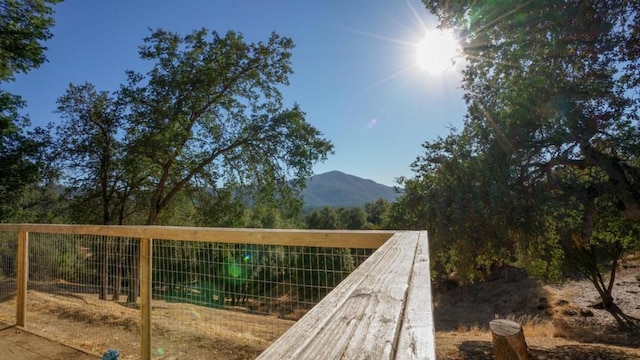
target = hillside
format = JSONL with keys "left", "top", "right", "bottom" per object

{"left": 302, "top": 171, "right": 399, "bottom": 208}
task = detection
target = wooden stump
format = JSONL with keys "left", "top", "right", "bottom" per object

{"left": 489, "top": 319, "right": 530, "bottom": 360}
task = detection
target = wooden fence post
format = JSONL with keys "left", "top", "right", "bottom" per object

{"left": 140, "top": 237, "right": 152, "bottom": 360}
{"left": 16, "top": 231, "right": 28, "bottom": 327}
{"left": 489, "top": 319, "right": 529, "bottom": 360}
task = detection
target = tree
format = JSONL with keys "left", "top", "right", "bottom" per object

{"left": 54, "top": 83, "right": 131, "bottom": 300}
{"left": 0, "top": 0, "right": 61, "bottom": 81}
{"left": 120, "top": 28, "right": 333, "bottom": 226}
{"left": 337, "top": 207, "right": 368, "bottom": 230}
{"left": 392, "top": 128, "right": 542, "bottom": 282}
{"left": 305, "top": 207, "right": 340, "bottom": 230}
{"left": 365, "top": 198, "right": 391, "bottom": 229}
{"left": 0, "top": 94, "right": 44, "bottom": 221}
{"left": 193, "top": 186, "right": 248, "bottom": 228}
{"left": 547, "top": 167, "right": 640, "bottom": 328}
{"left": 0, "top": 0, "right": 61, "bottom": 221}
{"left": 422, "top": 0, "right": 640, "bottom": 219}
{"left": 418, "top": 0, "right": 640, "bottom": 326}
{"left": 55, "top": 83, "right": 126, "bottom": 225}
{"left": 117, "top": 28, "right": 332, "bottom": 302}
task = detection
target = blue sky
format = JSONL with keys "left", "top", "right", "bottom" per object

{"left": 6, "top": 0, "right": 466, "bottom": 187}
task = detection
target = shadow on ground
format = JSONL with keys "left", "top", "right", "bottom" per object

{"left": 433, "top": 273, "right": 549, "bottom": 331}
{"left": 458, "top": 341, "right": 635, "bottom": 360}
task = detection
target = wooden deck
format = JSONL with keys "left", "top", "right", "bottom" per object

{"left": 257, "top": 231, "right": 434, "bottom": 360}
{"left": 0, "top": 325, "right": 99, "bottom": 359}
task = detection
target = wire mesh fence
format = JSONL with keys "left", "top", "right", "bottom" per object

{"left": 0, "top": 228, "right": 380, "bottom": 359}
{"left": 0, "top": 231, "right": 17, "bottom": 325}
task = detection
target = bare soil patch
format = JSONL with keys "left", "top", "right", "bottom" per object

{"left": 0, "top": 288, "right": 294, "bottom": 359}
{"left": 0, "top": 256, "right": 638, "bottom": 359}
{"left": 434, "top": 255, "right": 640, "bottom": 359}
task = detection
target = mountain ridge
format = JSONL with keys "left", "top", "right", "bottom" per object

{"left": 302, "top": 170, "right": 398, "bottom": 208}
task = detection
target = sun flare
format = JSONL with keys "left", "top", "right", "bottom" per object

{"left": 416, "top": 29, "right": 461, "bottom": 74}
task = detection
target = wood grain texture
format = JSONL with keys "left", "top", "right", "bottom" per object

{"left": 396, "top": 231, "right": 436, "bottom": 360}
{"left": 16, "top": 231, "right": 28, "bottom": 327}
{"left": 490, "top": 319, "right": 530, "bottom": 360}
{"left": 0, "top": 225, "right": 437, "bottom": 359}
{"left": 0, "top": 224, "right": 393, "bottom": 249}
{"left": 257, "top": 231, "right": 434, "bottom": 360}
{"left": 139, "top": 238, "right": 152, "bottom": 360}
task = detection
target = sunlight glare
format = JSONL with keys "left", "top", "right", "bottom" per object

{"left": 416, "top": 29, "right": 461, "bottom": 74}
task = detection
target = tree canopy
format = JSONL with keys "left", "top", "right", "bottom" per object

{"left": 50, "top": 28, "right": 334, "bottom": 303}
{"left": 0, "top": 0, "right": 61, "bottom": 81}
{"left": 52, "top": 28, "right": 334, "bottom": 227}
{"left": 422, "top": 0, "right": 640, "bottom": 220}
{"left": 120, "top": 28, "right": 333, "bottom": 225}
{"left": 0, "top": 0, "right": 60, "bottom": 222}
{"left": 405, "top": 0, "right": 640, "bottom": 327}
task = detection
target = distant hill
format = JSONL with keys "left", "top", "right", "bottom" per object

{"left": 302, "top": 171, "right": 399, "bottom": 208}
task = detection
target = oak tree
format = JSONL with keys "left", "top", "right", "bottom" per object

{"left": 120, "top": 28, "right": 333, "bottom": 226}
{"left": 415, "top": 0, "right": 640, "bottom": 326}
{"left": 0, "top": 0, "right": 61, "bottom": 221}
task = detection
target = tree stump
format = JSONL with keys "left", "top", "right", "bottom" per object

{"left": 489, "top": 319, "right": 530, "bottom": 360}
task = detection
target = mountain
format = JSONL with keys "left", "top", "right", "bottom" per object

{"left": 302, "top": 171, "right": 399, "bottom": 208}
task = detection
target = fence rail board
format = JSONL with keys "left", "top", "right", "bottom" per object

{"left": 0, "top": 225, "right": 435, "bottom": 359}
{"left": 0, "top": 224, "right": 394, "bottom": 248}
{"left": 397, "top": 231, "right": 435, "bottom": 360}
{"left": 257, "top": 231, "right": 434, "bottom": 360}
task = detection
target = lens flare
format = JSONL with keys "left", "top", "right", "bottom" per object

{"left": 224, "top": 257, "right": 248, "bottom": 285}
{"left": 189, "top": 307, "right": 201, "bottom": 320}
{"left": 228, "top": 263, "right": 243, "bottom": 278}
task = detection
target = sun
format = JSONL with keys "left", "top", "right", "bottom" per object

{"left": 415, "top": 29, "right": 461, "bottom": 74}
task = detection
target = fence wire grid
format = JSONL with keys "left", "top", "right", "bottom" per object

{"left": 0, "top": 231, "right": 375, "bottom": 359}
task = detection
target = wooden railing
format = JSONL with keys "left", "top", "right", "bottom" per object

{"left": 0, "top": 224, "right": 434, "bottom": 359}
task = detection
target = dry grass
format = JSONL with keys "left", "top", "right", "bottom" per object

{"left": 0, "top": 289, "right": 294, "bottom": 359}
{"left": 1, "top": 256, "right": 639, "bottom": 359}
{"left": 434, "top": 257, "right": 640, "bottom": 359}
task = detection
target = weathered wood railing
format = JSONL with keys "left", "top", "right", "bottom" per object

{"left": 257, "top": 231, "right": 434, "bottom": 359}
{"left": 0, "top": 224, "right": 434, "bottom": 359}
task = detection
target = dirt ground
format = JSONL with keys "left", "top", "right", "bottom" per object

{"left": 0, "top": 256, "right": 638, "bottom": 359}
{"left": 0, "top": 288, "right": 295, "bottom": 359}
{"left": 0, "top": 325, "right": 99, "bottom": 359}
{"left": 434, "top": 254, "right": 640, "bottom": 359}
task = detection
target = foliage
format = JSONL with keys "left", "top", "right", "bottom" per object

{"left": 422, "top": 0, "right": 640, "bottom": 220}
{"left": 305, "top": 207, "right": 340, "bottom": 229}
{"left": 304, "top": 199, "right": 392, "bottom": 230}
{"left": 119, "top": 28, "right": 333, "bottom": 225}
{"left": 0, "top": 0, "right": 61, "bottom": 81}
{"left": 391, "top": 128, "right": 542, "bottom": 282}
{"left": 7, "top": 182, "right": 68, "bottom": 223}
{"left": 416, "top": 0, "right": 640, "bottom": 326}
{"left": 365, "top": 198, "right": 391, "bottom": 228}
{"left": 191, "top": 187, "right": 246, "bottom": 228}
{"left": 0, "top": 0, "right": 61, "bottom": 222}
{"left": 50, "top": 28, "right": 333, "bottom": 302}
{"left": 0, "top": 93, "right": 45, "bottom": 221}
{"left": 336, "top": 207, "right": 368, "bottom": 230}
{"left": 54, "top": 83, "right": 130, "bottom": 225}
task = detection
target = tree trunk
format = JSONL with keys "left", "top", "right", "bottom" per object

{"left": 490, "top": 319, "right": 529, "bottom": 360}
